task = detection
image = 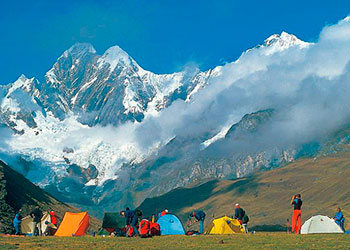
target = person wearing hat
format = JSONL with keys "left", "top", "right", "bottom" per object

{"left": 333, "top": 207, "right": 345, "bottom": 232}
{"left": 160, "top": 209, "right": 169, "bottom": 217}
{"left": 189, "top": 210, "right": 206, "bottom": 234}
{"left": 234, "top": 204, "right": 245, "bottom": 222}
{"left": 234, "top": 203, "right": 248, "bottom": 233}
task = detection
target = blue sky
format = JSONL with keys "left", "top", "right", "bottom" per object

{"left": 0, "top": 0, "right": 349, "bottom": 84}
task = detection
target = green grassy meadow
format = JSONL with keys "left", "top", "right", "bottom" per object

{"left": 0, "top": 233, "right": 349, "bottom": 250}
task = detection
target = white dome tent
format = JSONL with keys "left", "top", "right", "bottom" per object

{"left": 301, "top": 215, "right": 344, "bottom": 234}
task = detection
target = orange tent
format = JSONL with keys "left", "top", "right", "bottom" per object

{"left": 55, "top": 212, "right": 89, "bottom": 236}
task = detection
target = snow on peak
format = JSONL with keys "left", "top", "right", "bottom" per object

{"left": 264, "top": 31, "right": 309, "bottom": 48}
{"left": 261, "top": 31, "right": 310, "bottom": 56}
{"left": 9, "top": 74, "right": 35, "bottom": 94}
{"left": 340, "top": 16, "right": 350, "bottom": 24}
{"left": 17, "top": 74, "right": 29, "bottom": 82}
{"left": 97, "top": 45, "right": 134, "bottom": 71}
{"left": 63, "top": 43, "right": 96, "bottom": 58}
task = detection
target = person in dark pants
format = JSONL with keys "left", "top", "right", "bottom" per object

{"left": 189, "top": 210, "right": 206, "bottom": 234}
{"left": 120, "top": 209, "right": 139, "bottom": 237}
{"left": 30, "top": 206, "right": 43, "bottom": 236}
{"left": 234, "top": 203, "right": 248, "bottom": 233}
{"left": 290, "top": 194, "right": 302, "bottom": 234}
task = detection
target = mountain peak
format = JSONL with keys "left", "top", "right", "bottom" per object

{"left": 97, "top": 45, "right": 135, "bottom": 71}
{"left": 340, "top": 16, "right": 350, "bottom": 24}
{"left": 17, "top": 74, "right": 29, "bottom": 82}
{"left": 63, "top": 43, "right": 96, "bottom": 58}
{"left": 264, "top": 31, "right": 308, "bottom": 48}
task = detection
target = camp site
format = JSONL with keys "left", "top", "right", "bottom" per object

{"left": 3, "top": 1, "right": 350, "bottom": 249}
{"left": 1, "top": 153, "right": 350, "bottom": 249}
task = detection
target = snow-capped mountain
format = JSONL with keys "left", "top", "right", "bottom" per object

{"left": 2, "top": 18, "right": 350, "bottom": 216}
{"left": 38, "top": 43, "right": 217, "bottom": 126}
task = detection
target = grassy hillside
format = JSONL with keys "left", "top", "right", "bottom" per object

{"left": 0, "top": 160, "right": 100, "bottom": 233}
{"left": 138, "top": 153, "right": 350, "bottom": 231}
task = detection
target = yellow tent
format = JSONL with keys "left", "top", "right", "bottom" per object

{"left": 206, "top": 216, "right": 245, "bottom": 234}
{"left": 55, "top": 212, "right": 89, "bottom": 236}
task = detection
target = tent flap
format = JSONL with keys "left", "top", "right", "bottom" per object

{"left": 206, "top": 216, "right": 245, "bottom": 234}
{"left": 157, "top": 214, "right": 185, "bottom": 235}
{"left": 55, "top": 212, "right": 89, "bottom": 236}
{"left": 20, "top": 212, "right": 51, "bottom": 235}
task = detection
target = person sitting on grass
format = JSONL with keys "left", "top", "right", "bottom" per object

{"left": 120, "top": 208, "right": 139, "bottom": 237}
{"left": 189, "top": 210, "right": 206, "bottom": 234}
{"left": 333, "top": 207, "right": 345, "bottom": 232}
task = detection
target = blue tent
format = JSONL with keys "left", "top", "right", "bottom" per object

{"left": 157, "top": 214, "right": 185, "bottom": 235}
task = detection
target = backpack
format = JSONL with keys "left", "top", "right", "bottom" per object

{"left": 126, "top": 225, "right": 134, "bottom": 237}
{"left": 139, "top": 219, "right": 151, "bottom": 237}
{"left": 242, "top": 213, "right": 249, "bottom": 224}
{"left": 150, "top": 222, "right": 160, "bottom": 236}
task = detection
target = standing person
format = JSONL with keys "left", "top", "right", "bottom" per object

{"left": 189, "top": 210, "right": 206, "bottom": 234}
{"left": 234, "top": 204, "right": 248, "bottom": 233}
{"left": 120, "top": 209, "right": 139, "bottom": 237}
{"left": 13, "top": 213, "right": 21, "bottom": 235}
{"left": 30, "top": 206, "right": 43, "bottom": 236}
{"left": 49, "top": 211, "right": 57, "bottom": 226}
{"left": 290, "top": 194, "right": 302, "bottom": 234}
{"left": 333, "top": 207, "right": 345, "bottom": 232}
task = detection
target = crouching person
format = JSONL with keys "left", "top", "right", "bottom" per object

{"left": 334, "top": 207, "right": 345, "bottom": 232}
{"left": 120, "top": 208, "right": 139, "bottom": 237}
{"left": 189, "top": 210, "right": 206, "bottom": 234}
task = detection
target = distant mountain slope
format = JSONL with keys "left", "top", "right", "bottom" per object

{"left": 138, "top": 153, "right": 350, "bottom": 230}
{"left": 0, "top": 160, "right": 100, "bottom": 233}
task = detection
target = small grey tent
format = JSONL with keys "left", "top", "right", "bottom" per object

{"left": 301, "top": 215, "right": 344, "bottom": 234}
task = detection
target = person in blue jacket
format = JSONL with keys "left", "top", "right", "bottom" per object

{"left": 120, "top": 208, "right": 139, "bottom": 237}
{"left": 189, "top": 210, "right": 206, "bottom": 234}
{"left": 333, "top": 207, "right": 345, "bottom": 232}
{"left": 13, "top": 213, "right": 21, "bottom": 235}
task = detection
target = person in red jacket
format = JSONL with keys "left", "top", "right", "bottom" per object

{"left": 49, "top": 211, "right": 57, "bottom": 226}
{"left": 160, "top": 209, "right": 169, "bottom": 217}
